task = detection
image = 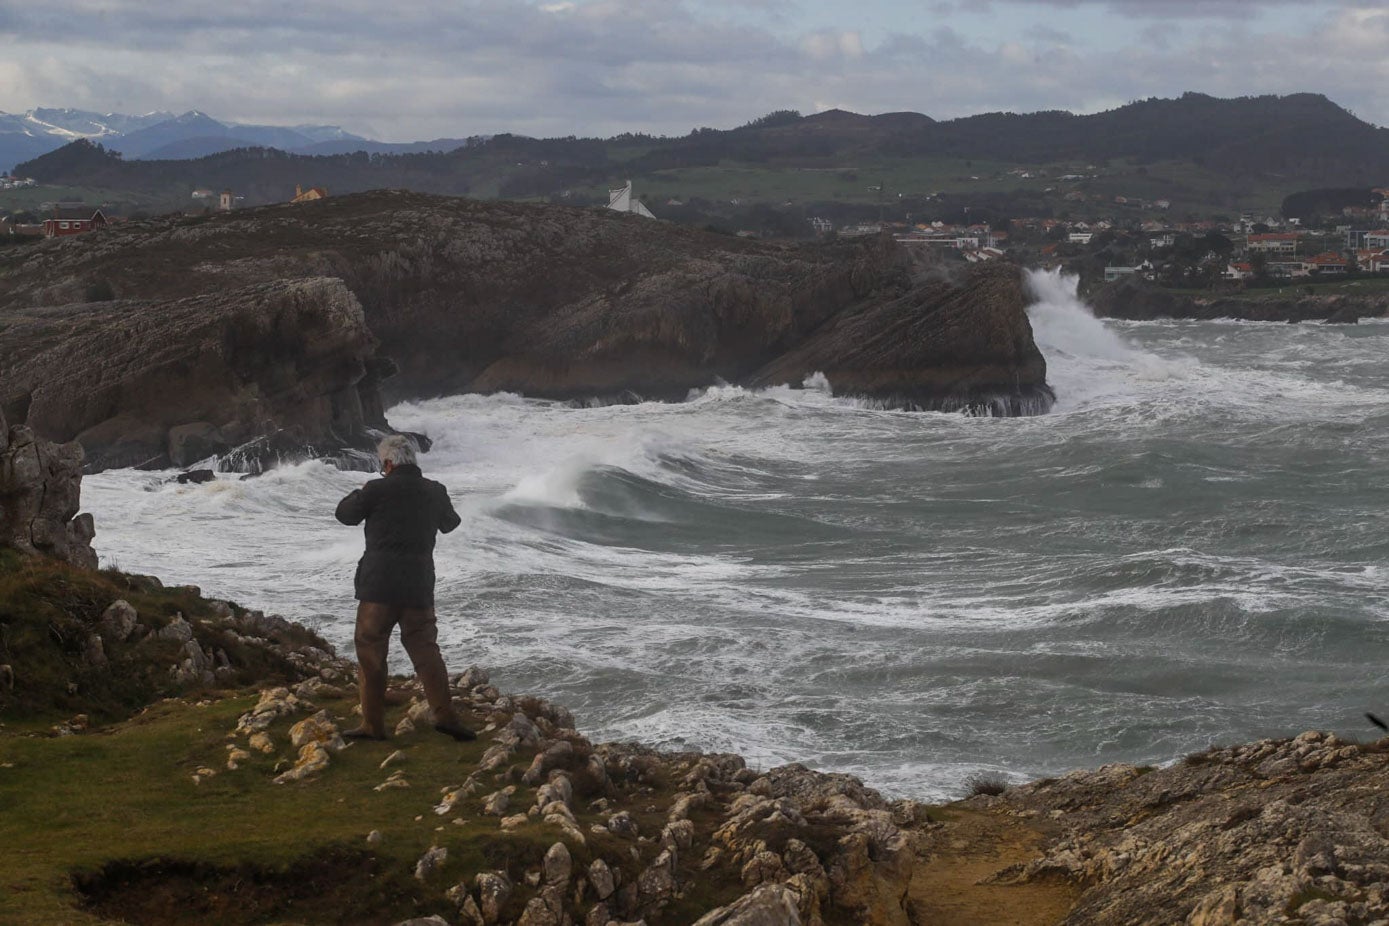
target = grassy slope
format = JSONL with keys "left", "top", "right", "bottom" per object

{"left": 0, "top": 550, "right": 747, "bottom": 925}
{"left": 0, "top": 548, "right": 315, "bottom": 727}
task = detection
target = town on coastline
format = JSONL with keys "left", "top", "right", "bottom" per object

{"left": 6, "top": 167, "right": 1389, "bottom": 299}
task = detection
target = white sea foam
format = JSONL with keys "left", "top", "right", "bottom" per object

{"left": 78, "top": 302, "right": 1389, "bottom": 801}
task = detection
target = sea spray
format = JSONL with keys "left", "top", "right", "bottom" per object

{"left": 1024, "top": 268, "right": 1180, "bottom": 409}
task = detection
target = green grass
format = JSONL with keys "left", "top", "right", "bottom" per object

{"left": 0, "top": 548, "right": 317, "bottom": 726}
{"left": 0, "top": 184, "right": 168, "bottom": 215}
{"left": 0, "top": 692, "right": 561, "bottom": 924}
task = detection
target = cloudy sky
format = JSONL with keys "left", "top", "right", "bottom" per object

{"left": 1, "top": 0, "right": 1385, "bottom": 140}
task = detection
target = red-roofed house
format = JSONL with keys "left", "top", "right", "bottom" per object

{"left": 43, "top": 206, "right": 107, "bottom": 238}
{"left": 1308, "top": 252, "right": 1348, "bottom": 274}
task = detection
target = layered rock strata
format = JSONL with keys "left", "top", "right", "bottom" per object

{"left": 0, "top": 192, "right": 1053, "bottom": 472}
{"left": 753, "top": 261, "right": 1054, "bottom": 414}
{"left": 0, "top": 277, "right": 392, "bottom": 472}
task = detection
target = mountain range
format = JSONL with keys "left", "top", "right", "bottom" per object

{"left": 10, "top": 93, "right": 1389, "bottom": 223}
{"left": 0, "top": 108, "right": 472, "bottom": 172}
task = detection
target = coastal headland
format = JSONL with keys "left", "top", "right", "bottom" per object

{"left": 0, "top": 191, "right": 1052, "bottom": 473}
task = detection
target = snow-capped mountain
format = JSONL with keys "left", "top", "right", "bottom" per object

{"left": 0, "top": 108, "right": 370, "bottom": 171}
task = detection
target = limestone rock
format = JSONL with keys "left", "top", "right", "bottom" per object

{"left": 273, "top": 742, "right": 331, "bottom": 784}
{"left": 98, "top": 600, "right": 139, "bottom": 642}
{"left": 544, "top": 841, "right": 573, "bottom": 885}
{"left": 607, "top": 811, "right": 639, "bottom": 839}
{"left": 456, "top": 665, "right": 490, "bottom": 690}
{"left": 482, "top": 786, "right": 515, "bottom": 816}
{"left": 0, "top": 415, "right": 97, "bottom": 567}
{"left": 691, "top": 883, "right": 803, "bottom": 926}
{"left": 2, "top": 278, "right": 394, "bottom": 473}
{"left": 476, "top": 870, "right": 514, "bottom": 925}
{"left": 414, "top": 845, "right": 448, "bottom": 881}
{"left": 0, "top": 192, "right": 1051, "bottom": 428}
{"left": 588, "top": 859, "right": 616, "bottom": 901}
{"left": 288, "top": 710, "right": 346, "bottom": 751}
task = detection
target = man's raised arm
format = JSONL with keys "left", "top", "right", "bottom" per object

{"left": 336, "top": 485, "right": 372, "bottom": 525}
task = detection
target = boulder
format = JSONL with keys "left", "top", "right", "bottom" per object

{"left": 98, "top": 600, "right": 139, "bottom": 642}
{"left": 475, "top": 871, "right": 513, "bottom": 925}
{"left": 414, "top": 846, "right": 448, "bottom": 881}
{"left": 691, "top": 883, "right": 803, "bottom": 926}
{"left": 542, "top": 841, "right": 573, "bottom": 885}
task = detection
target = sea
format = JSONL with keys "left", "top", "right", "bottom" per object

{"left": 83, "top": 269, "right": 1389, "bottom": 799}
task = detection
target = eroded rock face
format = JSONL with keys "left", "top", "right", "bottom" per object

{"left": 0, "top": 192, "right": 1052, "bottom": 431}
{"left": 752, "top": 261, "right": 1053, "bottom": 415}
{"left": 987, "top": 731, "right": 1389, "bottom": 926}
{"left": 0, "top": 407, "right": 97, "bottom": 567}
{"left": 1, "top": 278, "right": 390, "bottom": 472}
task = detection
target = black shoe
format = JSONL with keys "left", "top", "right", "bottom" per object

{"left": 434, "top": 722, "right": 476, "bottom": 742}
{"left": 343, "top": 727, "right": 387, "bottom": 741}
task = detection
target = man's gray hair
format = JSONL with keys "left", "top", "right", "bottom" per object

{"left": 377, "top": 434, "right": 418, "bottom": 468}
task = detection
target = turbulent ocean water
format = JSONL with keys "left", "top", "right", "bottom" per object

{"left": 84, "top": 270, "right": 1389, "bottom": 799}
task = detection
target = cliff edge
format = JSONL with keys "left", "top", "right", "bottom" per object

{"left": 0, "top": 192, "right": 1052, "bottom": 473}
{"left": 0, "top": 277, "right": 395, "bottom": 472}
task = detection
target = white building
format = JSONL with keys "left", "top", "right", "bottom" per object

{"left": 608, "top": 180, "right": 656, "bottom": 219}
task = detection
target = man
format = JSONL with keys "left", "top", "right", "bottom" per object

{"left": 335, "top": 435, "right": 474, "bottom": 742}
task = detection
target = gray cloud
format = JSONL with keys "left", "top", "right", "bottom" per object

{"left": 0, "top": 0, "right": 1383, "bottom": 140}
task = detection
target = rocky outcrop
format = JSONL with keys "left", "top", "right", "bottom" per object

{"left": 1091, "top": 275, "right": 1389, "bottom": 323}
{"left": 0, "top": 277, "right": 393, "bottom": 472}
{"left": 979, "top": 731, "right": 1389, "bottom": 925}
{"left": 753, "top": 261, "right": 1053, "bottom": 414}
{"left": 0, "top": 192, "right": 1053, "bottom": 448}
{"left": 0, "top": 406, "right": 96, "bottom": 567}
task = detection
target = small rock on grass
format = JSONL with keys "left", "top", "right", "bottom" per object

{"left": 414, "top": 846, "right": 447, "bottom": 880}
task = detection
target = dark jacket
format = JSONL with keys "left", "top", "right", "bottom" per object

{"left": 335, "top": 464, "right": 461, "bottom": 608}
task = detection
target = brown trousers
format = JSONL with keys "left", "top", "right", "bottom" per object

{"left": 353, "top": 601, "right": 458, "bottom": 737}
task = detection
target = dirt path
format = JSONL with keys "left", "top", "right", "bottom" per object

{"left": 908, "top": 807, "right": 1077, "bottom": 926}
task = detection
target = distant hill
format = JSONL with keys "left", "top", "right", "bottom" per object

{"left": 0, "top": 107, "right": 364, "bottom": 172}
{"left": 13, "top": 93, "right": 1389, "bottom": 220}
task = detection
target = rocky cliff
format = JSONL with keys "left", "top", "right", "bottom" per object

{"left": 0, "top": 277, "right": 394, "bottom": 472}
{"left": 1091, "top": 276, "right": 1389, "bottom": 323}
{"left": 0, "top": 406, "right": 96, "bottom": 568}
{"left": 752, "top": 261, "right": 1053, "bottom": 415}
{"left": 0, "top": 192, "right": 1051, "bottom": 472}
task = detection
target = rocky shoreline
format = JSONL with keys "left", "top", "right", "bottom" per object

{"left": 0, "top": 193, "right": 1053, "bottom": 474}
{"left": 6, "top": 415, "right": 1389, "bottom": 925}
{"left": 1091, "top": 276, "right": 1389, "bottom": 324}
